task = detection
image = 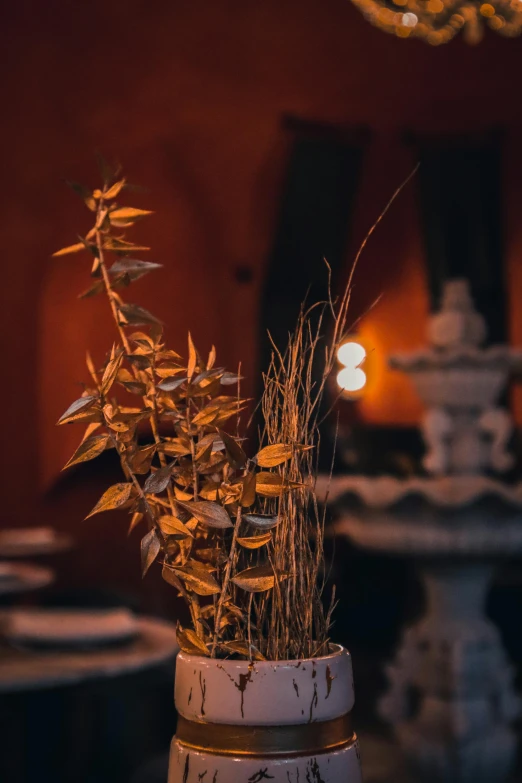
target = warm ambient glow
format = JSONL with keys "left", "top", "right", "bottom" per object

{"left": 337, "top": 341, "right": 367, "bottom": 393}
{"left": 349, "top": 0, "right": 522, "bottom": 44}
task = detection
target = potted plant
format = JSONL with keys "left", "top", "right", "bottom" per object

{"left": 54, "top": 163, "right": 362, "bottom": 782}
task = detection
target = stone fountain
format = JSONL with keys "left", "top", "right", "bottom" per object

{"left": 322, "top": 279, "right": 522, "bottom": 783}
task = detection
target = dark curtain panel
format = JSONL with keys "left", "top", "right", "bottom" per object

{"left": 257, "top": 117, "right": 366, "bottom": 464}
{"left": 410, "top": 131, "right": 505, "bottom": 341}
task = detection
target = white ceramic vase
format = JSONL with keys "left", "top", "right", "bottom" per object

{"left": 168, "top": 644, "right": 362, "bottom": 783}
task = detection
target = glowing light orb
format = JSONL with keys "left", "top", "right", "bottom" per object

{"left": 336, "top": 341, "right": 367, "bottom": 393}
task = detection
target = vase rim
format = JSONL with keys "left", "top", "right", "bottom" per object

{"left": 177, "top": 642, "right": 346, "bottom": 666}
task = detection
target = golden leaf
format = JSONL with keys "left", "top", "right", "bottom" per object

{"left": 158, "top": 515, "right": 194, "bottom": 538}
{"left": 110, "top": 258, "right": 162, "bottom": 279}
{"left": 52, "top": 241, "right": 86, "bottom": 257}
{"left": 101, "top": 347, "right": 124, "bottom": 395}
{"left": 237, "top": 532, "right": 272, "bottom": 549}
{"left": 86, "top": 482, "right": 135, "bottom": 518}
{"left": 220, "top": 372, "right": 242, "bottom": 386}
{"left": 176, "top": 500, "right": 233, "bottom": 529}
{"left": 103, "top": 179, "right": 126, "bottom": 199}
{"left": 126, "top": 353, "right": 152, "bottom": 371}
{"left": 141, "top": 528, "right": 161, "bottom": 577}
{"left": 79, "top": 280, "right": 105, "bottom": 299}
{"left": 155, "top": 363, "right": 184, "bottom": 379}
{"left": 81, "top": 421, "right": 101, "bottom": 442}
{"left": 130, "top": 444, "right": 156, "bottom": 475}
{"left": 191, "top": 367, "right": 224, "bottom": 386}
{"left": 241, "top": 471, "right": 257, "bottom": 507}
{"left": 255, "top": 472, "right": 287, "bottom": 498}
{"left": 162, "top": 438, "right": 192, "bottom": 457}
{"left": 63, "top": 434, "right": 110, "bottom": 471}
{"left": 175, "top": 624, "right": 210, "bottom": 657}
{"left": 199, "top": 481, "right": 221, "bottom": 501}
{"left": 110, "top": 206, "right": 154, "bottom": 220}
{"left": 120, "top": 380, "right": 147, "bottom": 396}
{"left": 187, "top": 332, "right": 197, "bottom": 381}
{"left": 158, "top": 376, "right": 187, "bottom": 392}
{"left": 256, "top": 444, "right": 294, "bottom": 468}
{"left": 191, "top": 407, "right": 220, "bottom": 427}
{"left": 195, "top": 440, "right": 213, "bottom": 463}
{"left": 243, "top": 513, "right": 280, "bottom": 530}
{"left": 103, "top": 237, "right": 150, "bottom": 253}
{"left": 129, "top": 331, "right": 155, "bottom": 346}
{"left": 174, "top": 486, "right": 193, "bottom": 501}
{"left": 86, "top": 351, "right": 99, "bottom": 383}
{"left": 91, "top": 256, "right": 101, "bottom": 277}
{"left": 207, "top": 345, "right": 216, "bottom": 370}
{"left": 221, "top": 483, "right": 243, "bottom": 505}
{"left": 57, "top": 395, "right": 98, "bottom": 425}
{"left": 221, "top": 641, "right": 266, "bottom": 661}
{"left": 128, "top": 511, "right": 144, "bottom": 535}
{"left": 218, "top": 429, "right": 246, "bottom": 469}
{"left": 117, "top": 367, "right": 134, "bottom": 383}
{"left": 213, "top": 407, "right": 247, "bottom": 427}
{"left": 231, "top": 564, "right": 291, "bottom": 593}
{"left": 118, "top": 303, "right": 162, "bottom": 327}
{"left": 144, "top": 463, "right": 174, "bottom": 494}
{"left": 171, "top": 561, "right": 221, "bottom": 596}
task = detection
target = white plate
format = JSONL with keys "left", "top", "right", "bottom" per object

{"left": 0, "top": 563, "right": 18, "bottom": 581}
{"left": 5, "top": 608, "right": 139, "bottom": 647}
{"left": 0, "top": 563, "right": 55, "bottom": 596}
{"left": 0, "top": 528, "right": 56, "bottom": 546}
{"left": 0, "top": 528, "right": 72, "bottom": 558}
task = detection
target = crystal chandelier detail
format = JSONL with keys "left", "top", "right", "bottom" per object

{"left": 350, "top": 0, "right": 522, "bottom": 44}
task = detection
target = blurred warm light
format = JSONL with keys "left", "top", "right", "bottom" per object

{"left": 349, "top": 0, "right": 522, "bottom": 43}
{"left": 402, "top": 11, "right": 419, "bottom": 25}
{"left": 337, "top": 341, "right": 366, "bottom": 367}
{"left": 337, "top": 341, "right": 367, "bottom": 393}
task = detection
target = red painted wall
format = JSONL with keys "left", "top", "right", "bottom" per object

{"left": 2, "top": 0, "right": 522, "bottom": 538}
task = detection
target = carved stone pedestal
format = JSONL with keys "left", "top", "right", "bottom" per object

{"left": 320, "top": 280, "right": 522, "bottom": 782}
{"left": 380, "top": 563, "right": 519, "bottom": 783}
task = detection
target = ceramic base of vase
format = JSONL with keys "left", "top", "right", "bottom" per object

{"left": 168, "top": 736, "right": 362, "bottom": 783}
{"left": 169, "top": 645, "right": 362, "bottom": 783}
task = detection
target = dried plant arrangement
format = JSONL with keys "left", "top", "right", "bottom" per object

{"left": 54, "top": 162, "right": 411, "bottom": 662}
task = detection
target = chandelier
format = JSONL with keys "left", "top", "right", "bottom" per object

{"left": 350, "top": 0, "right": 522, "bottom": 43}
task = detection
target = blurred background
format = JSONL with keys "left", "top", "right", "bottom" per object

{"left": 2, "top": 1, "right": 522, "bottom": 781}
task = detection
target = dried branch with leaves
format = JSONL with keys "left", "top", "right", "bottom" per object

{"left": 54, "top": 160, "right": 414, "bottom": 661}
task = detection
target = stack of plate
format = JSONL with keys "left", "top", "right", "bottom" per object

{"left": 0, "top": 527, "right": 72, "bottom": 557}
{"left": 0, "top": 562, "right": 55, "bottom": 596}
{"left": 4, "top": 607, "right": 139, "bottom": 649}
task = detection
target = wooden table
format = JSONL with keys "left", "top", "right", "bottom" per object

{"left": 0, "top": 617, "right": 179, "bottom": 783}
{"left": 0, "top": 616, "right": 178, "bottom": 692}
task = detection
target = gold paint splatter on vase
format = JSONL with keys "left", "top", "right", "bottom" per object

{"left": 217, "top": 662, "right": 255, "bottom": 718}
{"left": 247, "top": 769, "right": 275, "bottom": 782}
{"left": 325, "top": 665, "right": 336, "bottom": 699}
{"left": 199, "top": 672, "right": 207, "bottom": 716}
{"left": 307, "top": 758, "right": 325, "bottom": 783}
{"left": 182, "top": 754, "right": 190, "bottom": 783}
{"left": 308, "top": 682, "right": 318, "bottom": 723}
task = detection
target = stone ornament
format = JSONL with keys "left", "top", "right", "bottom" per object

{"left": 391, "top": 280, "right": 522, "bottom": 477}
{"left": 320, "top": 278, "right": 522, "bottom": 783}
